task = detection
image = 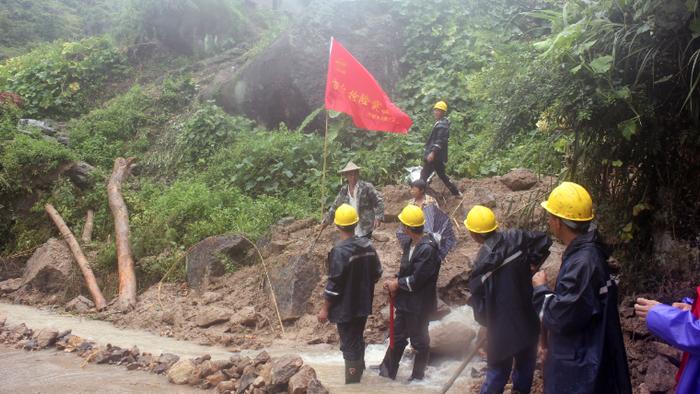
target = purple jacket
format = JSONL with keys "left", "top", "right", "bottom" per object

{"left": 647, "top": 304, "right": 700, "bottom": 394}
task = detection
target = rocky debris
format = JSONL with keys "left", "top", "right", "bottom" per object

{"left": 429, "top": 321, "right": 476, "bottom": 358}
{"left": 0, "top": 323, "right": 32, "bottom": 344}
{"left": 652, "top": 341, "right": 682, "bottom": 361}
{"left": 216, "top": 380, "right": 236, "bottom": 393}
{"left": 63, "top": 161, "right": 95, "bottom": 188}
{"left": 153, "top": 353, "right": 181, "bottom": 374}
{"left": 473, "top": 188, "right": 497, "bottom": 208}
{"left": 65, "top": 295, "right": 95, "bottom": 313}
{"left": 644, "top": 355, "right": 677, "bottom": 392}
{"left": 34, "top": 329, "right": 59, "bottom": 349}
{"left": 270, "top": 354, "right": 304, "bottom": 386}
{"left": 168, "top": 359, "right": 198, "bottom": 385}
{"left": 268, "top": 256, "right": 320, "bottom": 321}
{"left": 0, "top": 278, "right": 23, "bottom": 293}
{"left": 307, "top": 378, "right": 330, "bottom": 394}
{"left": 254, "top": 350, "right": 271, "bottom": 366}
{"left": 21, "top": 238, "right": 74, "bottom": 293}
{"left": 186, "top": 234, "right": 252, "bottom": 289}
{"left": 237, "top": 365, "right": 258, "bottom": 393}
{"left": 202, "top": 291, "right": 224, "bottom": 305}
{"left": 438, "top": 270, "right": 472, "bottom": 305}
{"left": 499, "top": 168, "right": 539, "bottom": 191}
{"left": 230, "top": 306, "right": 257, "bottom": 327}
{"left": 288, "top": 365, "right": 317, "bottom": 394}
{"left": 196, "top": 307, "right": 231, "bottom": 328}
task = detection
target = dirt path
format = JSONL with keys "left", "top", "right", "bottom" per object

{"left": 0, "top": 344, "right": 201, "bottom": 394}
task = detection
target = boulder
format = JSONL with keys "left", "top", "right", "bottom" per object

{"left": 0, "top": 278, "right": 22, "bottom": 293}
{"left": 168, "top": 359, "right": 198, "bottom": 385}
{"left": 253, "top": 350, "right": 271, "bottom": 366}
{"left": 307, "top": 378, "right": 329, "bottom": 394}
{"left": 429, "top": 321, "right": 476, "bottom": 358}
{"left": 216, "top": 380, "right": 236, "bottom": 393}
{"left": 153, "top": 353, "right": 180, "bottom": 374}
{"left": 231, "top": 306, "right": 257, "bottom": 327}
{"left": 186, "top": 234, "right": 252, "bottom": 289}
{"left": 236, "top": 365, "right": 258, "bottom": 394}
{"left": 65, "top": 295, "right": 95, "bottom": 313}
{"left": 644, "top": 355, "right": 677, "bottom": 392}
{"left": 270, "top": 354, "right": 304, "bottom": 385}
{"left": 473, "top": 188, "right": 497, "bottom": 209}
{"left": 196, "top": 307, "right": 231, "bottom": 328}
{"left": 269, "top": 255, "right": 320, "bottom": 321}
{"left": 288, "top": 365, "right": 317, "bottom": 394}
{"left": 499, "top": 168, "right": 538, "bottom": 191}
{"left": 211, "top": 1, "right": 405, "bottom": 130}
{"left": 34, "top": 329, "right": 58, "bottom": 349}
{"left": 204, "top": 371, "right": 227, "bottom": 389}
{"left": 22, "top": 238, "right": 74, "bottom": 292}
{"left": 64, "top": 161, "right": 95, "bottom": 188}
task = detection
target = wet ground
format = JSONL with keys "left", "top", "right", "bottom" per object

{"left": 0, "top": 302, "right": 483, "bottom": 393}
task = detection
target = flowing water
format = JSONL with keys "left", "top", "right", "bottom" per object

{"left": 0, "top": 302, "right": 484, "bottom": 393}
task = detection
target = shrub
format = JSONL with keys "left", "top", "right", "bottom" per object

{"left": 0, "top": 36, "right": 127, "bottom": 118}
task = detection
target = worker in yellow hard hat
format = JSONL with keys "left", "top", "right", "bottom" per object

{"left": 377, "top": 204, "right": 441, "bottom": 381}
{"left": 420, "top": 101, "right": 461, "bottom": 196}
{"left": 532, "top": 182, "right": 632, "bottom": 394}
{"left": 318, "top": 203, "right": 383, "bottom": 384}
{"left": 321, "top": 161, "right": 384, "bottom": 239}
{"left": 464, "top": 205, "right": 551, "bottom": 394}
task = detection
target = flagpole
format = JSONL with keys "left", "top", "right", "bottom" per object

{"left": 320, "top": 110, "right": 329, "bottom": 219}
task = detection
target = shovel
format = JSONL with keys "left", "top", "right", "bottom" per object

{"left": 439, "top": 334, "right": 487, "bottom": 394}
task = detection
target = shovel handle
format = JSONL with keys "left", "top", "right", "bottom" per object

{"left": 439, "top": 335, "right": 487, "bottom": 394}
{"left": 389, "top": 295, "right": 395, "bottom": 350}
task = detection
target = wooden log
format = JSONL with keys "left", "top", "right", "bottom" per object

{"left": 108, "top": 157, "right": 137, "bottom": 312}
{"left": 81, "top": 209, "right": 94, "bottom": 244}
{"left": 45, "top": 204, "right": 107, "bottom": 310}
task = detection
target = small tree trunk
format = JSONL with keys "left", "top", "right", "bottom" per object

{"left": 108, "top": 157, "right": 138, "bottom": 311}
{"left": 45, "top": 204, "right": 107, "bottom": 310}
{"left": 81, "top": 209, "right": 94, "bottom": 244}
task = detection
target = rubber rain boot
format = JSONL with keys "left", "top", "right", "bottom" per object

{"left": 345, "top": 359, "right": 363, "bottom": 384}
{"left": 410, "top": 351, "right": 429, "bottom": 381}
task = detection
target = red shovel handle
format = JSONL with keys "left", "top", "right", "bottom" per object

{"left": 389, "top": 295, "right": 395, "bottom": 349}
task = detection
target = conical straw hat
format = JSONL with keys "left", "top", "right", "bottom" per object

{"left": 338, "top": 161, "right": 362, "bottom": 173}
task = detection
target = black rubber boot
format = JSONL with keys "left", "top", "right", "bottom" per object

{"left": 378, "top": 346, "right": 404, "bottom": 380}
{"left": 410, "top": 351, "right": 429, "bottom": 381}
{"left": 345, "top": 359, "right": 364, "bottom": 384}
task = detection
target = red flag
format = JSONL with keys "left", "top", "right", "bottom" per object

{"left": 324, "top": 38, "right": 412, "bottom": 133}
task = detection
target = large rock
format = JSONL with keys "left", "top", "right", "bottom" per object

{"left": 34, "top": 329, "right": 58, "bottom": 349}
{"left": 268, "top": 255, "right": 320, "bottom": 321}
{"left": 22, "top": 238, "right": 74, "bottom": 292}
{"left": 168, "top": 359, "right": 198, "bottom": 385}
{"left": 644, "top": 355, "right": 677, "bottom": 392}
{"left": 196, "top": 307, "right": 231, "bottom": 328}
{"left": 429, "top": 321, "right": 476, "bottom": 358}
{"left": 288, "top": 365, "right": 317, "bottom": 394}
{"left": 499, "top": 168, "right": 538, "bottom": 191}
{"left": 65, "top": 295, "right": 95, "bottom": 313}
{"left": 270, "top": 354, "right": 304, "bottom": 385}
{"left": 307, "top": 378, "right": 329, "bottom": 394}
{"left": 230, "top": 306, "right": 257, "bottom": 327}
{"left": 186, "top": 234, "right": 252, "bottom": 289}
{"left": 211, "top": 1, "right": 405, "bottom": 130}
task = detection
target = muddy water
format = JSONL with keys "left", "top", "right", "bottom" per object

{"left": 0, "top": 303, "right": 484, "bottom": 393}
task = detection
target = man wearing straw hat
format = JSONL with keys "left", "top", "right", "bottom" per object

{"left": 464, "top": 205, "right": 551, "bottom": 394}
{"left": 322, "top": 161, "right": 385, "bottom": 239}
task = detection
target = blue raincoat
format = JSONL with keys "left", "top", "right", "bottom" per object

{"left": 647, "top": 291, "right": 700, "bottom": 394}
{"left": 532, "top": 230, "right": 632, "bottom": 394}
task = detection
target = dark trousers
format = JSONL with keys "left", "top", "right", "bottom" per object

{"left": 337, "top": 316, "right": 368, "bottom": 361}
{"left": 420, "top": 159, "right": 459, "bottom": 195}
{"left": 479, "top": 344, "right": 537, "bottom": 394}
{"left": 394, "top": 310, "right": 430, "bottom": 353}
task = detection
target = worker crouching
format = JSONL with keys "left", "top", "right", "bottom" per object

{"left": 317, "top": 203, "right": 383, "bottom": 384}
{"left": 379, "top": 204, "right": 441, "bottom": 381}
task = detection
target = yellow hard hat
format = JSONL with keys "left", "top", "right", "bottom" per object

{"left": 433, "top": 101, "right": 448, "bottom": 112}
{"left": 464, "top": 205, "right": 498, "bottom": 234}
{"left": 334, "top": 203, "right": 359, "bottom": 226}
{"left": 398, "top": 204, "right": 425, "bottom": 227}
{"left": 541, "top": 181, "right": 594, "bottom": 221}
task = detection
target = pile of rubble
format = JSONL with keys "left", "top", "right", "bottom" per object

{"left": 0, "top": 314, "right": 329, "bottom": 394}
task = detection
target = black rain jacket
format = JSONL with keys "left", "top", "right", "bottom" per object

{"left": 395, "top": 234, "right": 441, "bottom": 315}
{"left": 467, "top": 229, "right": 552, "bottom": 363}
{"left": 324, "top": 236, "right": 383, "bottom": 323}
{"left": 532, "top": 230, "right": 632, "bottom": 394}
{"left": 424, "top": 117, "right": 450, "bottom": 163}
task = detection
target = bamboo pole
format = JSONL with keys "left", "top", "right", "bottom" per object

{"left": 81, "top": 209, "right": 94, "bottom": 244}
{"left": 320, "top": 111, "right": 329, "bottom": 218}
{"left": 45, "top": 204, "right": 107, "bottom": 310}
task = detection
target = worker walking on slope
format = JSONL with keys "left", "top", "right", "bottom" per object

{"left": 322, "top": 161, "right": 384, "bottom": 239}
{"left": 532, "top": 182, "right": 632, "bottom": 394}
{"left": 465, "top": 205, "right": 552, "bottom": 394}
{"left": 379, "top": 204, "right": 441, "bottom": 381}
{"left": 317, "top": 203, "right": 383, "bottom": 384}
{"left": 420, "top": 101, "right": 461, "bottom": 197}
